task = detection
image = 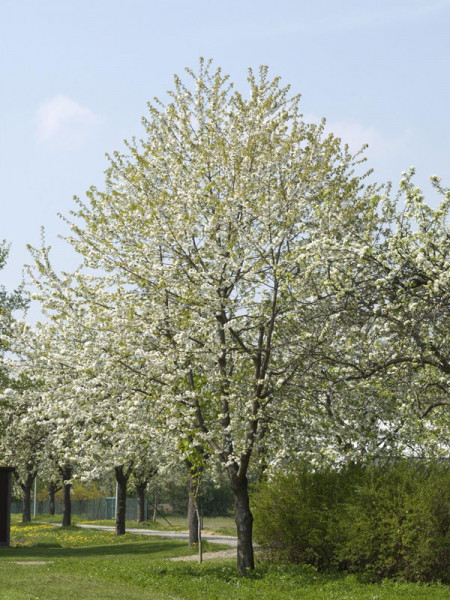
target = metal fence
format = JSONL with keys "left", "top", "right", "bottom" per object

{"left": 10, "top": 497, "right": 148, "bottom": 521}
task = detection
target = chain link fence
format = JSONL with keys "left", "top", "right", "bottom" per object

{"left": 10, "top": 497, "right": 148, "bottom": 521}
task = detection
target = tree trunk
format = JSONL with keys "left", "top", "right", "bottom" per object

{"left": 187, "top": 482, "right": 199, "bottom": 547}
{"left": 114, "top": 465, "right": 128, "bottom": 535}
{"left": 21, "top": 479, "right": 33, "bottom": 523}
{"left": 186, "top": 459, "right": 203, "bottom": 547}
{"left": 152, "top": 488, "right": 158, "bottom": 522}
{"left": 61, "top": 466, "right": 72, "bottom": 527}
{"left": 136, "top": 482, "right": 147, "bottom": 525}
{"left": 17, "top": 465, "right": 36, "bottom": 523}
{"left": 231, "top": 474, "right": 254, "bottom": 574}
{"left": 48, "top": 482, "right": 58, "bottom": 516}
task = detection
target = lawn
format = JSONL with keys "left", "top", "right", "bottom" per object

{"left": 38, "top": 512, "right": 238, "bottom": 536}
{"left": 1, "top": 518, "right": 449, "bottom": 600}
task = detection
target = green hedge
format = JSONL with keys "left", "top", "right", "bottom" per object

{"left": 252, "top": 460, "right": 449, "bottom": 582}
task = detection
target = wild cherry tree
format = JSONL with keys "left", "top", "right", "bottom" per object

{"left": 42, "top": 61, "right": 384, "bottom": 572}
{"left": 1, "top": 320, "right": 75, "bottom": 523}
{"left": 300, "top": 171, "right": 450, "bottom": 457}
{"left": 372, "top": 172, "right": 449, "bottom": 423}
{"left": 0, "top": 326, "right": 47, "bottom": 522}
{"left": 7, "top": 296, "right": 171, "bottom": 534}
{"left": 0, "top": 241, "right": 28, "bottom": 401}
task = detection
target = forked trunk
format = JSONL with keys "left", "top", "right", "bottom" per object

{"left": 136, "top": 482, "right": 147, "bottom": 525}
{"left": 115, "top": 465, "right": 129, "bottom": 535}
{"left": 232, "top": 475, "right": 254, "bottom": 574}
{"left": 61, "top": 466, "right": 72, "bottom": 527}
{"left": 17, "top": 466, "right": 36, "bottom": 523}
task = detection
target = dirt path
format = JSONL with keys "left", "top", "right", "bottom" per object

{"left": 171, "top": 548, "right": 236, "bottom": 561}
{"left": 45, "top": 522, "right": 238, "bottom": 547}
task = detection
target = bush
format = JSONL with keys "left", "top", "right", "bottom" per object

{"left": 335, "top": 460, "right": 450, "bottom": 582}
{"left": 252, "top": 463, "right": 363, "bottom": 570}
{"left": 252, "top": 460, "right": 450, "bottom": 582}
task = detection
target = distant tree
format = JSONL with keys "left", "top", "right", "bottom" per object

{"left": 0, "top": 241, "right": 27, "bottom": 393}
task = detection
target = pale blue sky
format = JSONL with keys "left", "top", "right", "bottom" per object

{"left": 2, "top": 0, "right": 450, "bottom": 310}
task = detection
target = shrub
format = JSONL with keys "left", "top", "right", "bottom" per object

{"left": 335, "top": 460, "right": 450, "bottom": 582}
{"left": 252, "top": 460, "right": 450, "bottom": 582}
{"left": 252, "top": 462, "right": 363, "bottom": 570}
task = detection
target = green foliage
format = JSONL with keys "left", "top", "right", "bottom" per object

{"left": 252, "top": 461, "right": 450, "bottom": 582}
{"left": 252, "top": 463, "right": 363, "bottom": 569}
{"left": 149, "top": 472, "right": 234, "bottom": 517}
{"left": 200, "top": 477, "right": 234, "bottom": 517}
{"left": 336, "top": 461, "right": 450, "bottom": 582}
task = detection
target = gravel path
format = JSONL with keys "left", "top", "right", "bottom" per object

{"left": 171, "top": 548, "right": 236, "bottom": 561}
{"left": 49, "top": 522, "right": 238, "bottom": 547}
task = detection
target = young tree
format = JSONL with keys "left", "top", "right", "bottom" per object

{"left": 44, "top": 61, "right": 382, "bottom": 572}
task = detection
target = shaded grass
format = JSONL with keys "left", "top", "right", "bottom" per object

{"left": 2, "top": 517, "right": 449, "bottom": 600}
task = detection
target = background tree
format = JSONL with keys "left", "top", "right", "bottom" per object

{"left": 0, "top": 240, "right": 28, "bottom": 394}
{"left": 0, "top": 384, "right": 47, "bottom": 522}
{"left": 298, "top": 171, "right": 450, "bottom": 457}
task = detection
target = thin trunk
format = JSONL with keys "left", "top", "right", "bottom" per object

{"left": 61, "top": 466, "right": 72, "bottom": 527}
{"left": 187, "top": 481, "right": 199, "bottom": 547}
{"left": 196, "top": 503, "right": 202, "bottom": 564}
{"left": 186, "top": 459, "right": 203, "bottom": 547}
{"left": 152, "top": 488, "right": 158, "bottom": 522}
{"left": 136, "top": 482, "right": 147, "bottom": 525}
{"left": 114, "top": 465, "right": 129, "bottom": 535}
{"left": 231, "top": 474, "right": 254, "bottom": 574}
{"left": 48, "top": 482, "right": 58, "bottom": 516}
{"left": 256, "top": 423, "right": 269, "bottom": 483}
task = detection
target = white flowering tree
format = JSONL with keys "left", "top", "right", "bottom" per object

{"left": 0, "top": 325, "right": 47, "bottom": 522}
{"left": 0, "top": 241, "right": 28, "bottom": 397}
{"left": 0, "top": 402, "right": 45, "bottom": 522}
{"left": 373, "top": 172, "right": 449, "bottom": 424}
{"left": 1, "top": 320, "right": 75, "bottom": 524}
{"left": 5, "top": 297, "right": 171, "bottom": 534}
{"left": 301, "top": 171, "right": 450, "bottom": 457}
{"left": 32, "top": 61, "right": 385, "bottom": 572}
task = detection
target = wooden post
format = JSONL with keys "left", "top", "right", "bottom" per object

{"left": 0, "top": 467, "right": 15, "bottom": 548}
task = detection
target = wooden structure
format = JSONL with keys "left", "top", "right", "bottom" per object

{"left": 0, "top": 467, "right": 15, "bottom": 547}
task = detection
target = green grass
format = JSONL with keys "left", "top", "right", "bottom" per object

{"left": 33, "top": 513, "right": 238, "bottom": 536}
{"left": 1, "top": 517, "right": 449, "bottom": 600}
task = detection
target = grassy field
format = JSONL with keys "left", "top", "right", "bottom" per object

{"left": 36, "top": 513, "right": 238, "bottom": 536}
{"left": 1, "top": 517, "right": 449, "bottom": 600}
